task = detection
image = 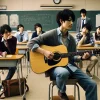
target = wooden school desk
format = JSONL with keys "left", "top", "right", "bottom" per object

{"left": 17, "top": 42, "right": 28, "bottom": 55}
{"left": 77, "top": 46, "right": 100, "bottom": 50}
{"left": 77, "top": 46, "right": 100, "bottom": 80}
{"left": 17, "top": 44, "right": 30, "bottom": 78}
{"left": 17, "top": 42, "right": 28, "bottom": 57}
{"left": 0, "top": 55, "right": 25, "bottom": 97}
{"left": 17, "top": 42, "right": 27, "bottom": 45}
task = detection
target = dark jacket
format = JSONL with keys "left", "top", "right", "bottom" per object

{"left": 76, "top": 17, "right": 92, "bottom": 32}
{"left": 0, "top": 36, "right": 17, "bottom": 54}
{"left": 31, "top": 31, "right": 45, "bottom": 39}
{"left": 95, "top": 32, "right": 100, "bottom": 40}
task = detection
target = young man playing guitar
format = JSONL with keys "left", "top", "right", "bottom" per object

{"left": 28, "top": 9, "right": 98, "bottom": 100}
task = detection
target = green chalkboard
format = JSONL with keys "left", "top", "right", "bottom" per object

{"left": 0, "top": 10, "right": 100, "bottom": 31}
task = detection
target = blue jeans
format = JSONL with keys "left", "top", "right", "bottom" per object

{"left": 50, "top": 66, "right": 98, "bottom": 100}
{"left": 5, "top": 67, "right": 16, "bottom": 80}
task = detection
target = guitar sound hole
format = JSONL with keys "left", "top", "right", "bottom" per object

{"left": 44, "top": 52, "right": 61, "bottom": 66}
{"left": 53, "top": 52, "right": 61, "bottom": 61}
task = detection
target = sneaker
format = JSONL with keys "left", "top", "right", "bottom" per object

{"left": 86, "top": 69, "right": 92, "bottom": 78}
{"left": 58, "top": 90, "right": 69, "bottom": 100}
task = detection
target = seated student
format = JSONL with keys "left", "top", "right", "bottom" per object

{"left": 31, "top": 23, "right": 44, "bottom": 39}
{"left": 28, "top": 9, "right": 98, "bottom": 100}
{"left": 0, "top": 24, "right": 17, "bottom": 90}
{"left": 76, "top": 23, "right": 98, "bottom": 77}
{"left": 14, "top": 24, "right": 29, "bottom": 43}
{"left": 14, "top": 24, "right": 30, "bottom": 62}
{"left": 94, "top": 26, "right": 100, "bottom": 47}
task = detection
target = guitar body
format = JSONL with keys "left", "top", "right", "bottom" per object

{"left": 30, "top": 45, "right": 68, "bottom": 74}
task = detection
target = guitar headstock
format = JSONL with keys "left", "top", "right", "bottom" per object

{"left": 93, "top": 49, "right": 100, "bottom": 55}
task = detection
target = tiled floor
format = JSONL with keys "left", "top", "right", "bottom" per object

{"left": 0, "top": 60, "right": 100, "bottom": 100}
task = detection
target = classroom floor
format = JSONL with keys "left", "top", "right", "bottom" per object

{"left": 0, "top": 60, "right": 100, "bottom": 100}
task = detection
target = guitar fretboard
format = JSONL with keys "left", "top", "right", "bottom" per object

{"left": 61, "top": 51, "right": 92, "bottom": 58}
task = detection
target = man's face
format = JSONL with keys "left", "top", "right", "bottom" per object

{"left": 96, "top": 28, "right": 100, "bottom": 35}
{"left": 61, "top": 17, "right": 73, "bottom": 30}
{"left": 82, "top": 27, "right": 89, "bottom": 34}
{"left": 36, "top": 27, "right": 42, "bottom": 34}
{"left": 81, "top": 13, "right": 86, "bottom": 17}
{"left": 19, "top": 26, "right": 24, "bottom": 33}
{"left": 3, "top": 30, "right": 11, "bottom": 38}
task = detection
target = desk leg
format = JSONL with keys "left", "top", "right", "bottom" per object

{"left": 20, "top": 57, "right": 27, "bottom": 100}
{"left": 23, "top": 82, "right": 26, "bottom": 100}
{"left": 25, "top": 50, "right": 30, "bottom": 78}
{"left": 20, "top": 59, "right": 23, "bottom": 78}
{"left": 17, "top": 59, "right": 22, "bottom": 95}
{"left": 93, "top": 59, "right": 100, "bottom": 80}
{"left": 97, "top": 56, "right": 100, "bottom": 76}
{"left": 25, "top": 50, "right": 28, "bottom": 78}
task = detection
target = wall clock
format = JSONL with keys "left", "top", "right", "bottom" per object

{"left": 53, "top": 0, "right": 61, "bottom": 4}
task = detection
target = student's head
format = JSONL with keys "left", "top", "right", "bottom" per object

{"left": 80, "top": 9, "right": 87, "bottom": 17}
{"left": 0, "top": 24, "right": 12, "bottom": 37}
{"left": 34, "top": 23, "right": 42, "bottom": 32}
{"left": 82, "top": 23, "right": 92, "bottom": 33}
{"left": 96, "top": 26, "right": 100, "bottom": 34}
{"left": 56, "top": 9, "right": 75, "bottom": 30}
{"left": 17, "top": 24, "right": 24, "bottom": 33}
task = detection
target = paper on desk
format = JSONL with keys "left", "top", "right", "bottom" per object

{"left": 0, "top": 55, "right": 2, "bottom": 57}
{"left": 6, "top": 55, "right": 12, "bottom": 57}
{"left": 0, "top": 55, "right": 12, "bottom": 58}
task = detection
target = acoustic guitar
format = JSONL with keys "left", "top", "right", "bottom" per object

{"left": 30, "top": 45, "right": 100, "bottom": 74}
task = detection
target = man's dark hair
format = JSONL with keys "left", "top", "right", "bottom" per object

{"left": 17, "top": 24, "right": 24, "bottom": 31}
{"left": 56, "top": 9, "right": 75, "bottom": 26}
{"left": 82, "top": 23, "right": 92, "bottom": 32}
{"left": 96, "top": 26, "right": 100, "bottom": 29}
{"left": 80, "top": 9, "right": 87, "bottom": 15}
{"left": 34, "top": 23, "right": 42, "bottom": 31}
{"left": 0, "top": 24, "right": 12, "bottom": 35}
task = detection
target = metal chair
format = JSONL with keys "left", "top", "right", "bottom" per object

{"left": 49, "top": 77, "right": 80, "bottom": 100}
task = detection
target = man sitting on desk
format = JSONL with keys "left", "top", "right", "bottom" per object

{"left": 0, "top": 24, "right": 17, "bottom": 90}
{"left": 76, "top": 23, "right": 98, "bottom": 77}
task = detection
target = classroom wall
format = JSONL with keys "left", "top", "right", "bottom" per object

{"left": 0, "top": 0, "right": 100, "bottom": 32}
{"left": 0, "top": 0, "right": 100, "bottom": 10}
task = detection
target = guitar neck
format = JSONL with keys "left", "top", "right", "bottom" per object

{"left": 61, "top": 51, "right": 92, "bottom": 58}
